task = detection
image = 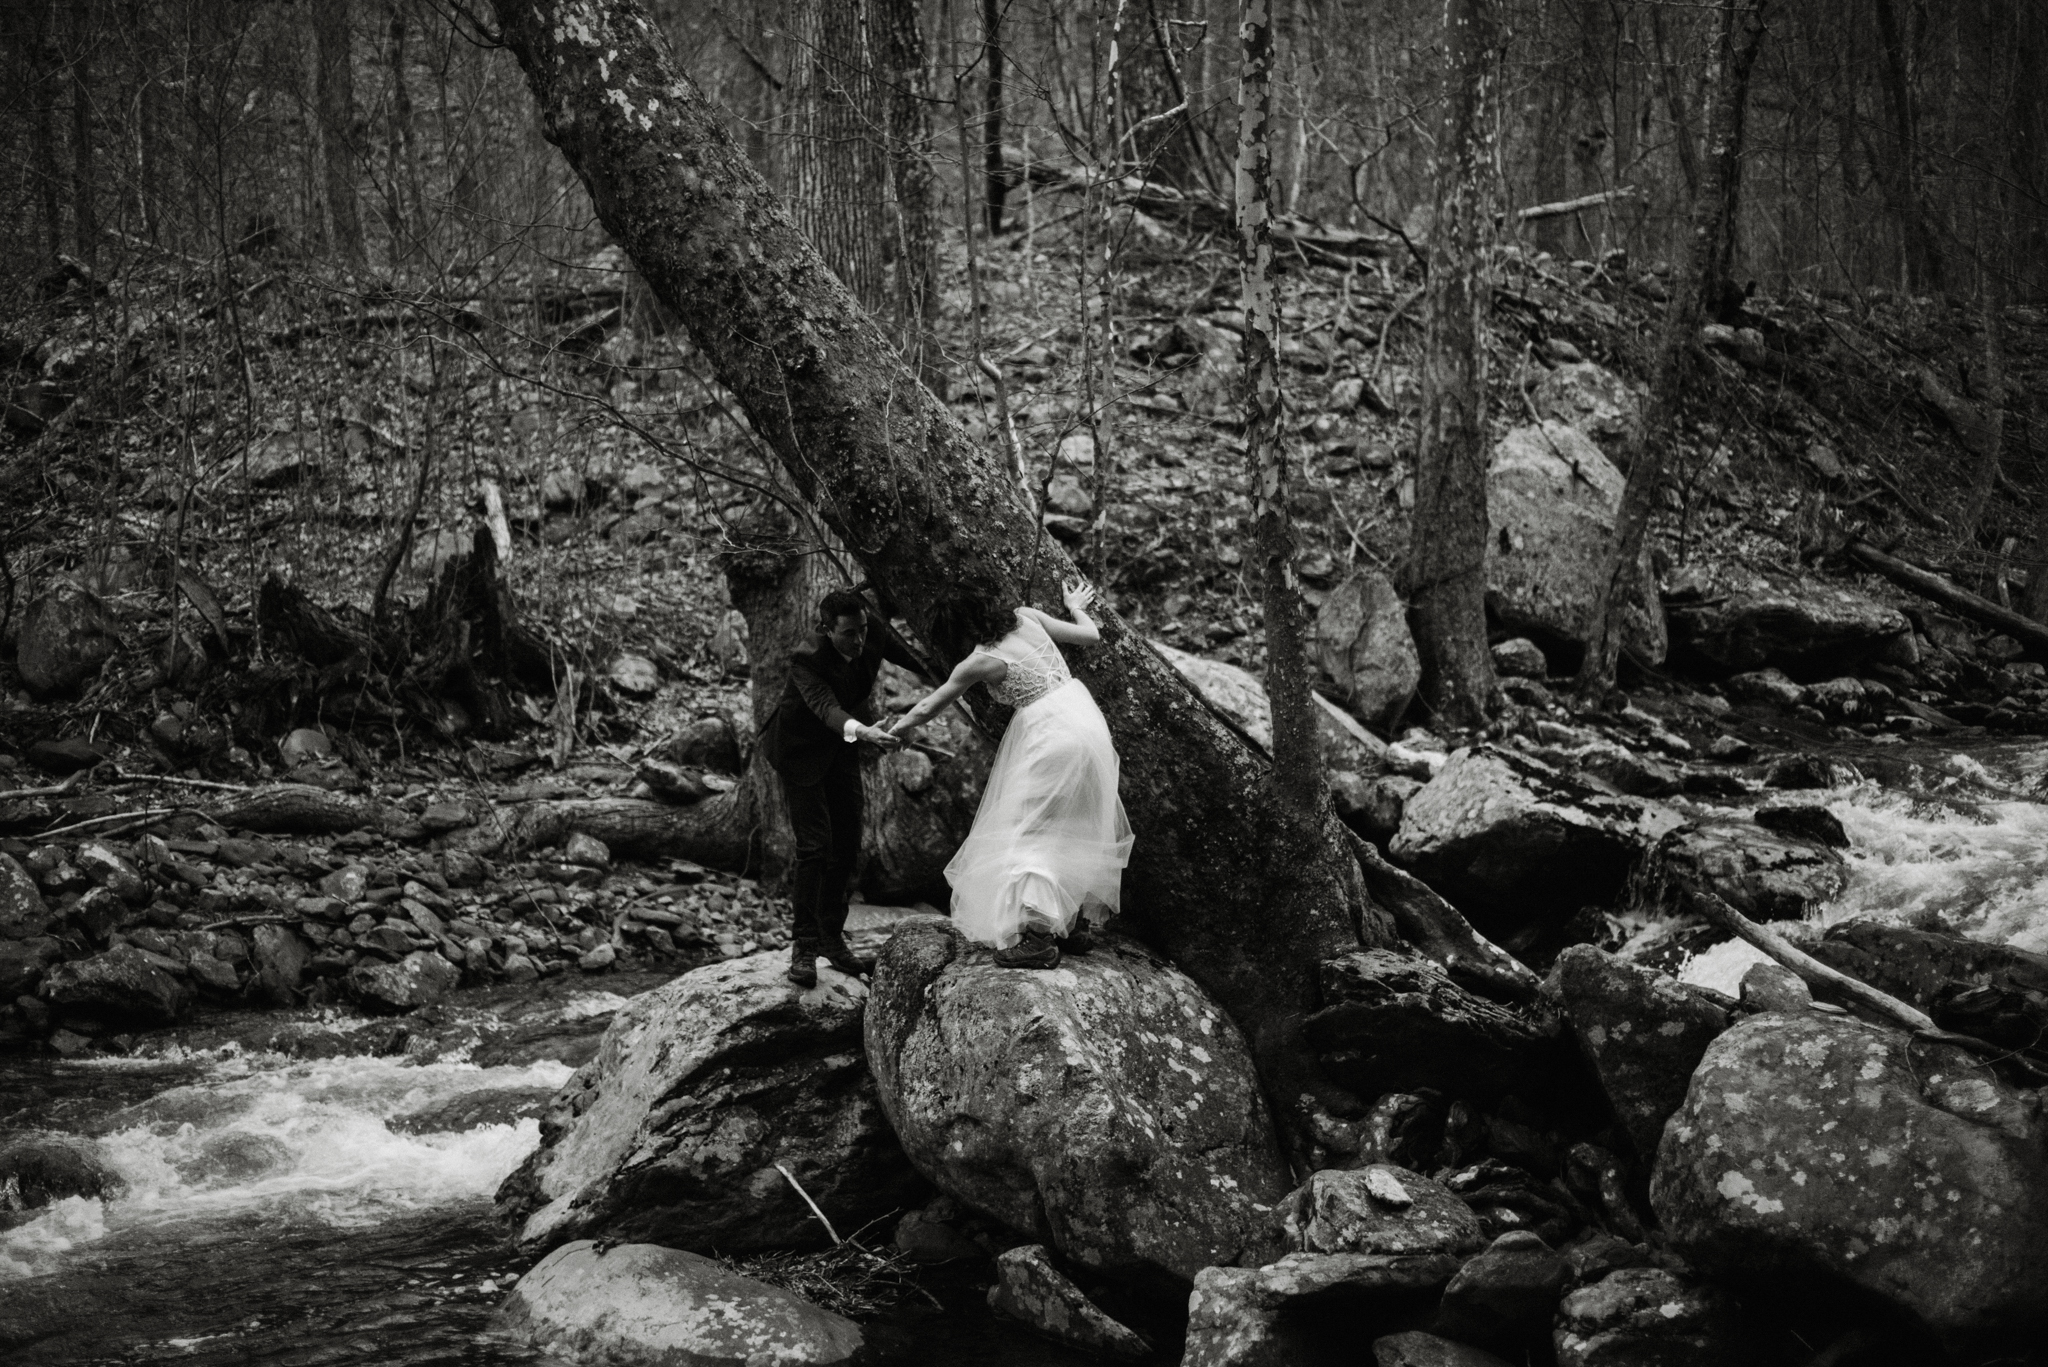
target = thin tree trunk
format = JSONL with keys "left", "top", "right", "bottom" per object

{"left": 315, "top": 0, "right": 365, "bottom": 265}
{"left": 876, "top": 0, "right": 934, "bottom": 355}
{"left": 1405, "top": 0, "right": 1500, "bottom": 731}
{"left": 384, "top": 1, "right": 417, "bottom": 259}
{"left": 1959, "top": 284, "right": 2007, "bottom": 541}
{"left": 484, "top": 0, "right": 1399, "bottom": 1153}
{"left": 29, "top": 1, "right": 63, "bottom": 259}
{"left": 1651, "top": 2, "right": 1700, "bottom": 200}
{"left": 1236, "top": 0, "right": 1319, "bottom": 820}
{"left": 1871, "top": 0, "right": 1941, "bottom": 291}
{"left": 69, "top": 1, "right": 97, "bottom": 263}
{"left": 981, "top": 0, "right": 1006, "bottom": 233}
{"left": 1575, "top": 0, "right": 1769, "bottom": 702}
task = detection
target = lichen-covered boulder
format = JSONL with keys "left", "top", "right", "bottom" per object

{"left": 489, "top": 1240, "right": 865, "bottom": 1367}
{"left": 38, "top": 944, "right": 190, "bottom": 1025}
{"left": 346, "top": 949, "right": 459, "bottom": 1012}
{"left": 1153, "top": 639, "right": 1388, "bottom": 774}
{"left": 17, "top": 581, "right": 120, "bottom": 696}
{"left": 1485, "top": 422, "right": 1665, "bottom": 666}
{"left": 1652, "top": 1013, "right": 2048, "bottom": 1342}
{"left": 1531, "top": 361, "right": 1641, "bottom": 459}
{"left": 866, "top": 920, "right": 1290, "bottom": 1290}
{"left": 1634, "top": 814, "right": 1847, "bottom": 923}
{"left": 1665, "top": 566, "right": 1911, "bottom": 677}
{"left": 498, "top": 952, "right": 921, "bottom": 1254}
{"left": 0, "top": 855, "right": 53, "bottom": 941}
{"left": 1390, "top": 747, "right": 1683, "bottom": 927}
{"left": 1545, "top": 946, "right": 1728, "bottom": 1166}
{"left": 1807, "top": 920, "right": 2048, "bottom": 1054}
{"left": 1283, "top": 1165, "right": 1486, "bottom": 1257}
{"left": 1183, "top": 1253, "right": 1462, "bottom": 1367}
{"left": 1432, "top": 1230, "right": 1573, "bottom": 1353}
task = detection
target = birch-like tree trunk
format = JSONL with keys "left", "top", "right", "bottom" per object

{"left": 485, "top": 0, "right": 1402, "bottom": 1152}
{"left": 789, "top": 0, "right": 888, "bottom": 315}
{"left": 1236, "top": 0, "right": 1321, "bottom": 820}
{"left": 1574, "top": 0, "right": 1770, "bottom": 701}
{"left": 1405, "top": 0, "right": 1501, "bottom": 732}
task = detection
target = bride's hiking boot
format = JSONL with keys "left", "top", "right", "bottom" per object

{"left": 1057, "top": 925, "right": 1098, "bottom": 957}
{"left": 995, "top": 926, "right": 1061, "bottom": 970}
{"left": 787, "top": 941, "right": 818, "bottom": 988}
{"left": 820, "top": 939, "right": 873, "bottom": 977}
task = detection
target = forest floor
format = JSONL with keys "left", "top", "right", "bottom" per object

{"left": 2, "top": 193, "right": 2046, "bottom": 1019}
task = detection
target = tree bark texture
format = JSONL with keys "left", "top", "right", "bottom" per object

{"left": 314, "top": 0, "right": 366, "bottom": 265}
{"left": 1575, "top": 0, "right": 1769, "bottom": 700}
{"left": 69, "top": 2, "right": 97, "bottom": 263}
{"left": 875, "top": 0, "right": 935, "bottom": 352}
{"left": 1871, "top": 0, "right": 1943, "bottom": 291}
{"left": 1405, "top": 0, "right": 1501, "bottom": 732}
{"left": 789, "top": 0, "right": 888, "bottom": 316}
{"left": 981, "top": 0, "right": 1007, "bottom": 233}
{"left": 485, "top": 0, "right": 1396, "bottom": 1143}
{"left": 1236, "top": 0, "right": 1321, "bottom": 821}
{"left": 28, "top": 2, "right": 63, "bottom": 258}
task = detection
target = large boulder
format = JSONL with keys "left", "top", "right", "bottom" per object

{"left": 1283, "top": 1165, "right": 1486, "bottom": 1257}
{"left": 1485, "top": 422, "right": 1665, "bottom": 667}
{"left": 1545, "top": 946, "right": 1728, "bottom": 1166}
{"left": 865, "top": 920, "right": 1291, "bottom": 1290}
{"left": 17, "top": 581, "right": 121, "bottom": 696}
{"left": 249, "top": 925, "right": 312, "bottom": 1005}
{"left": 1183, "top": 1253, "right": 1462, "bottom": 1367}
{"left": 1807, "top": 920, "right": 2048, "bottom": 1053}
{"left": 38, "top": 944, "right": 190, "bottom": 1025}
{"left": 1154, "top": 639, "right": 1388, "bottom": 773}
{"left": 1389, "top": 747, "right": 1683, "bottom": 929}
{"left": 1312, "top": 570, "right": 1420, "bottom": 733}
{"left": 1531, "top": 362, "right": 1641, "bottom": 459}
{"left": 0, "top": 1135, "right": 125, "bottom": 1221}
{"left": 1431, "top": 1230, "right": 1573, "bottom": 1354}
{"left": 499, "top": 952, "right": 921, "bottom": 1254}
{"left": 489, "top": 1240, "right": 865, "bottom": 1367}
{"left": 1665, "top": 565, "right": 1911, "bottom": 678}
{"left": 0, "top": 855, "right": 54, "bottom": 940}
{"left": 1305, "top": 950, "right": 1564, "bottom": 1105}
{"left": 1653, "top": 1013, "right": 2048, "bottom": 1342}
{"left": 346, "top": 949, "right": 459, "bottom": 1012}
{"left": 1553, "top": 1267, "right": 1743, "bottom": 1367}
{"left": 1634, "top": 814, "right": 1848, "bottom": 923}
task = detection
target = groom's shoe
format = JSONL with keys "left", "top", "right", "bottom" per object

{"left": 787, "top": 941, "right": 819, "bottom": 989}
{"left": 1056, "top": 925, "right": 1097, "bottom": 957}
{"left": 994, "top": 927, "right": 1061, "bottom": 970}
{"left": 819, "top": 939, "right": 874, "bottom": 977}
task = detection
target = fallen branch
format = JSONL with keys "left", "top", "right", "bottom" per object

{"left": 1346, "top": 830, "right": 1541, "bottom": 1004}
{"left": 1515, "top": 186, "right": 1642, "bottom": 223}
{"left": 1843, "top": 537, "right": 2048, "bottom": 655}
{"left": 38, "top": 808, "right": 179, "bottom": 840}
{"left": 0, "top": 773, "right": 86, "bottom": 802}
{"left": 774, "top": 1163, "right": 842, "bottom": 1245}
{"left": 208, "top": 784, "right": 412, "bottom": 835}
{"left": 109, "top": 770, "right": 250, "bottom": 792}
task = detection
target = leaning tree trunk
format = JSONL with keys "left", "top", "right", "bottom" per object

{"left": 1575, "top": 0, "right": 1769, "bottom": 701}
{"left": 486, "top": 0, "right": 1398, "bottom": 1146}
{"left": 1405, "top": 0, "right": 1502, "bottom": 732}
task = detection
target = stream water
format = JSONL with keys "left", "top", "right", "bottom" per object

{"left": 4, "top": 737, "right": 2046, "bottom": 1365}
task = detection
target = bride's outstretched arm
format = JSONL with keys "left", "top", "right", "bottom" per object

{"left": 888, "top": 651, "right": 1005, "bottom": 735}
{"left": 1020, "top": 578, "right": 1102, "bottom": 646}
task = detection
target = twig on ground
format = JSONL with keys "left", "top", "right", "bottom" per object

{"left": 774, "top": 1163, "right": 842, "bottom": 1245}
{"left": 36, "top": 808, "right": 181, "bottom": 841}
{"left": 0, "top": 772, "right": 87, "bottom": 801}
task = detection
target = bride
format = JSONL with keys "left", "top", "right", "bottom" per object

{"left": 887, "top": 580, "right": 1133, "bottom": 969}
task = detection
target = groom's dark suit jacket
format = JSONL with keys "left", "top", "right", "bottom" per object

{"left": 761, "top": 628, "right": 924, "bottom": 786}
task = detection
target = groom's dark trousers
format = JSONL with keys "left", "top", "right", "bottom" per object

{"left": 760, "top": 627, "right": 923, "bottom": 956}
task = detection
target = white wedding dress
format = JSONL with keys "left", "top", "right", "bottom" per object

{"left": 946, "top": 611, "right": 1135, "bottom": 949}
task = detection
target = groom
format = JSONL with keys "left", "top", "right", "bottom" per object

{"left": 761, "top": 588, "right": 925, "bottom": 987}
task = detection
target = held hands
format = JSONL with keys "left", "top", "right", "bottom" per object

{"left": 1063, "top": 578, "right": 1096, "bottom": 616}
{"left": 856, "top": 723, "right": 903, "bottom": 749}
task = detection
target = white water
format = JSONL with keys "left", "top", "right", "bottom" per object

{"left": 1, "top": 1052, "right": 569, "bottom": 1280}
{"left": 1680, "top": 744, "right": 2048, "bottom": 994}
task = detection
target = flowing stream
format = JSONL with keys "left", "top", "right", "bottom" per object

{"left": 6, "top": 739, "right": 2047, "bottom": 1364}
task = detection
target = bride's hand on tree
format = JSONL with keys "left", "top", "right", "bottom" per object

{"left": 1063, "top": 579, "right": 1096, "bottom": 616}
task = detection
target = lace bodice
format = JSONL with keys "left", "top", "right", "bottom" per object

{"left": 978, "top": 612, "right": 1071, "bottom": 709}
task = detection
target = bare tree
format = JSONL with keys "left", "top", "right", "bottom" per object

{"left": 314, "top": 0, "right": 365, "bottom": 265}
{"left": 1575, "top": 0, "right": 1772, "bottom": 701}
{"left": 1404, "top": 0, "right": 1500, "bottom": 731}
{"left": 69, "top": 0, "right": 97, "bottom": 263}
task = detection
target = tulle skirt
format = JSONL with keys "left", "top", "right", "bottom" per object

{"left": 947, "top": 677, "right": 1134, "bottom": 949}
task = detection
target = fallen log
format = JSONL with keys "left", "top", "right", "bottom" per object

{"left": 1514, "top": 186, "right": 1642, "bottom": 223}
{"left": 1843, "top": 537, "right": 2048, "bottom": 655}
{"left": 208, "top": 784, "right": 412, "bottom": 835}
{"left": 1345, "top": 830, "right": 1540, "bottom": 1005}
{"left": 441, "top": 791, "right": 754, "bottom": 870}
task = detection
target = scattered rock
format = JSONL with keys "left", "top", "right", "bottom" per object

{"left": 608, "top": 654, "right": 660, "bottom": 697}
{"left": 1375, "top": 1330, "right": 1515, "bottom": 1366}
{"left": 1751, "top": 803, "right": 1848, "bottom": 849}
{"left": 563, "top": 832, "right": 611, "bottom": 868}
{"left": 1285, "top": 1165, "right": 1486, "bottom": 1257}
{"left": 27, "top": 737, "right": 107, "bottom": 775}
{"left": 346, "top": 949, "right": 460, "bottom": 1012}
{"left": 1806, "top": 921, "right": 2048, "bottom": 1058}
{"left": 1183, "top": 1253, "right": 1461, "bottom": 1367}
{"left": 539, "top": 469, "right": 586, "bottom": 509}
{"left": 249, "top": 925, "right": 311, "bottom": 1005}
{"left": 1653, "top": 1012, "right": 2048, "bottom": 1342}
{"left": 419, "top": 802, "right": 472, "bottom": 833}
{"left": 0, "top": 1135, "right": 125, "bottom": 1215}
{"left": 498, "top": 952, "right": 920, "bottom": 1254}
{"left": 1635, "top": 813, "right": 1847, "bottom": 922}
{"left": 490, "top": 1240, "right": 866, "bottom": 1367}
{"left": 75, "top": 843, "right": 149, "bottom": 903}
{"left": 1486, "top": 421, "right": 1666, "bottom": 666}
{"left": 1761, "top": 753, "right": 1861, "bottom": 790}
{"left": 661, "top": 715, "right": 744, "bottom": 773}
{"left": 894, "top": 1203, "right": 989, "bottom": 1265}
{"left": 1491, "top": 638, "right": 1548, "bottom": 679}
{"left": 1313, "top": 570, "right": 1421, "bottom": 732}
{"left": 1723, "top": 668, "right": 1806, "bottom": 705}
{"left": 576, "top": 943, "right": 616, "bottom": 972}
{"left": 866, "top": 921, "right": 1291, "bottom": 1290}
{"left": 278, "top": 728, "right": 333, "bottom": 767}
{"left": 39, "top": 944, "right": 192, "bottom": 1025}
{"left": 18, "top": 581, "right": 121, "bottom": 696}
{"left": 1736, "top": 961, "right": 1810, "bottom": 1013}
{"left": 1432, "top": 1230, "right": 1573, "bottom": 1353}
{"left": 1545, "top": 946, "right": 1728, "bottom": 1165}
{"left": 0, "top": 856, "right": 54, "bottom": 940}
{"left": 1531, "top": 361, "right": 1640, "bottom": 458}
{"left": 987, "top": 1244, "right": 1151, "bottom": 1361}
{"left": 1553, "top": 1267, "right": 1743, "bottom": 1367}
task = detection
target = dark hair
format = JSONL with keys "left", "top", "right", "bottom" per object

{"left": 816, "top": 588, "right": 869, "bottom": 626}
{"left": 929, "top": 588, "right": 1011, "bottom": 653}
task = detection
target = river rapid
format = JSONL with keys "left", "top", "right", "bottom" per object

{"left": 4, "top": 737, "right": 2047, "bottom": 1364}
